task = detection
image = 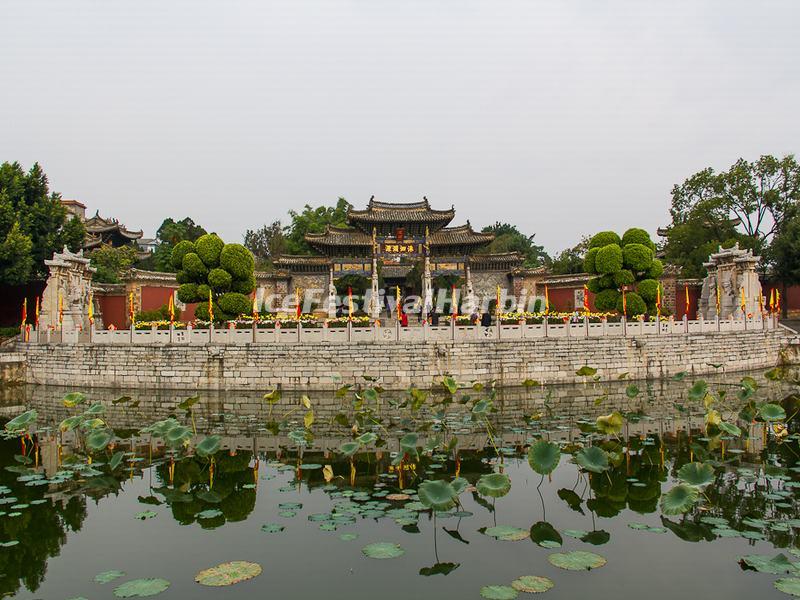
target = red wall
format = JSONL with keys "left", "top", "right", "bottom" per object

{"left": 675, "top": 286, "right": 701, "bottom": 319}
{"left": 141, "top": 287, "right": 174, "bottom": 313}
{"left": 547, "top": 287, "right": 594, "bottom": 312}
{"left": 98, "top": 295, "right": 127, "bottom": 329}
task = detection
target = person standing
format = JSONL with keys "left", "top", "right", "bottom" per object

{"left": 481, "top": 310, "right": 492, "bottom": 327}
{"left": 400, "top": 310, "right": 409, "bottom": 328}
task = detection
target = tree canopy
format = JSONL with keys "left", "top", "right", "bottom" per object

{"left": 0, "top": 162, "right": 85, "bottom": 284}
{"left": 284, "top": 198, "right": 351, "bottom": 254}
{"left": 663, "top": 154, "right": 800, "bottom": 275}
{"left": 478, "top": 222, "right": 549, "bottom": 267}
{"left": 771, "top": 213, "right": 800, "bottom": 285}
{"left": 549, "top": 237, "right": 590, "bottom": 275}
{"left": 89, "top": 244, "right": 140, "bottom": 284}
{"left": 244, "top": 220, "right": 286, "bottom": 269}
{"left": 138, "top": 217, "right": 208, "bottom": 272}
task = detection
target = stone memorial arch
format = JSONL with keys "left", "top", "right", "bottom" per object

{"left": 39, "top": 248, "right": 97, "bottom": 331}
{"left": 699, "top": 244, "right": 763, "bottom": 319}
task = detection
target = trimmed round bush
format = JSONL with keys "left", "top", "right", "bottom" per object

{"left": 636, "top": 279, "right": 659, "bottom": 303}
{"left": 197, "top": 284, "right": 211, "bottom": 301}
{"left": 586, "top": 276, "right": 605, "bottom": 294}
{"left": 175, "top": 270, "right": 190, "bottom": 284}
{"left": 597, "top": 274, "right": 615, "bottom": 289}
{"left": 583, "top": 247, "right": 599, "bottom": 274}
{"left": 220, "top": 244, "right": 255, "bottom": 280}
{"left": 208, "top": 268, "right": 232, "bottom": 292}
{"left": 182, "top": 253, "right": 208, "bottom": 280}
{"left": 622, "top": 243, "right": 654, "bottom": 272}
{"left": 171, "top": 240, "right": 195, "bottom": 270}
{"left": 194, "top": 302, "right": 229, "bottom": 323}
{"left": 595, "top": 244, "right": 623, "bottom": 274}
{"left": 177, "top": 283, "right": 199, "bottom": 304}
{"left": 589, "top": 231, "right": 621, "bottom": 249}
{"left": 195, "top": 233, "right": 225, "bottom": 268}
{"left": 231, "top": 273, "right": 256, "bottom": 295}
{"left": 613, "top": 269, "right": 635, "bottom": 287}
{"left": 616, "top": 291, "right": 647, "bottom": 317}
{"left": 218, "top": 292, "right": 252, "bottom": 317}
{"left": 648, "top": 258, "right": 664, "bottom": 279}
{"left": 621, "top": 227, "right": 655, "bottom": 250}
{"left": 595, "top": 289, "right": 621, "bottom": 311}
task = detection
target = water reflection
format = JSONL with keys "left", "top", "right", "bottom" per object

{"left": 0, "top": 373, "right": 799, "bottom": 599}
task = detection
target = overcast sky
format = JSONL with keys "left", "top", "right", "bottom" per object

{"left": 2, "top": 0, "right": 798, "bottom": 253}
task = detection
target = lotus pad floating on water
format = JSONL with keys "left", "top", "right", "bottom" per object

{"left": 527, "top": 440, "right": 561, "bottom": 475}
{"left": 511, "top": 576, "right": 554, "bottom": 593}
{"left": 776, "top": 578, "right": 800, "bottom": 596}
{"left": 547, "top": 551, "right": 607, "bottom": 571}
{"left": 677, "top": 462, "right": 715, "bottom": 487}
{"left": 113, "top": 578, "right": 171, "bottom": 597}
{"left": 362, "top": 542, "right": 405, "bottom": 559}
{"left": 484, "top": 525, "right": 530, "bottom": 541}
{"left": 480, "top": 585, "right": 519, "bottom": 599}
{"left": 660, "top": 484, "right": 699, "bottom": 515}
{"left": 418, "top": 480, "right": 458, "bottom": 511}
{"left": 94, "top": 570, "right": 126, "bottom": 584}
{"left": 195, "top": 561, "right": 262, "bottom": 586}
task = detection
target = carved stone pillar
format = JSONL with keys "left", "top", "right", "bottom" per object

{"left": 39, "top": 247, "right": 96, "bottom": 331}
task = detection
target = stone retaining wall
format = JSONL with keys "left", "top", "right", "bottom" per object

{"left": 20, "top": 329, "right": 795, "bottom": 390}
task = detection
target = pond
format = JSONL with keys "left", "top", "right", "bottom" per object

{"left": 2, "top": 367, "right": 800, "bottom": 599}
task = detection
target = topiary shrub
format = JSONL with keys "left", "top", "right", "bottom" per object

{"left": 195, "top": 234, "right": 224, "bottom": 268}
{"left": 171, "top": 240, "right": 196, "bottom": 270}
{"left": 177, "top": 283, "right": 199, "bottom": 304}
{"left": 616, "top": 291, "right": 646, "bottom": 317}
{"left": 208, "top": 268, "right": 232, "bottom": 292}
{"left": 595, "top": 289, "right": 620, "bottom": 311}
{"left": 586, "top": 276, "right": 605, "bottom": 294}
{"left": 218, "top": 292, "right": 251, "bottom": 317}
{"left": 182, "top": 253, "right": 208, "bottom": 280}
{"left": 231, "top": 274, "right": 257, "bottom": 295}
{"left": 621, "top": 228, "right": 656, "bottom": 250}
{"left": 595, "top": 244, "right": 623, "bottom": 274}
{"left": 636, "top": 279, "right": 659, "bottom": 303}
{"left": 589, "top": 231, "right": 621, "bottom": 249}
{"left": 613, "top": 269, "right": 635, "bottom": 287}
{"left": 584, "top": 247, "right": 599, "bottom": 274}
{"left": 220, "top": 244, "right": 255, "bottom": 280}
{"left": 622, "top": 244, "right": 654, "bottom": 271}
{"left": 648, "top": 258, "right": 664, "bottom": 279}
{"left": 170, "top": 236, "right": 255, "bottom": 323}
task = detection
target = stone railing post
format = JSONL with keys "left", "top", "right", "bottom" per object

{"left": 252, "top": 323, "right": 257, "bottom": 343}
{"left": 716, "top": 315, "right": 720, "bottom": 332}
{"left": 683, "top": 314, "right": 688, "bottom": 334}
{"left": 347, "top": 320, "right": 352, "bottom": 342}
{"left": 601, "top": 318, "right": 607, "bottom": 337}
{"left": 298, "top": 321, "right": 303, "bottom": 343}
{"left": 584, "top": 315, "right": 589, "bottom": 338}
{"left": 565, "top": 318, "right": 571, "bottom": 337}
{"left": 451, "top": 319, "right": 456, "bottom": 341}
{"left": 209, "top": 324, "right": 214, "bottom": 344}
{"left": 395, "top": 319, "right": 400, "bottom": 342}
{"left": 129, "top": 326, "right": 134, "bottom": 344}
{"left": 622, "top": 316, "right": 627, "bottom": 337}
{"left": 543, "top": 316, "right": 548, "bottom": 338}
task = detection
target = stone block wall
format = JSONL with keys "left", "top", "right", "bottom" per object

{"left": 22, "top": 329, "right": 793, "bottom": 391}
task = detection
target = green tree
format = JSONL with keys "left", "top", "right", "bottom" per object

{"left": 669, "top": 154, "right": 800, "bottom": 257}
{"left": 174, "top": 234, "right": 255, "bottom": 322}
{"left": 89, "top": 244, "right": 139, "bottom": 284}
{"left": 478, "top": 222, "right": 549, "bottom": 267}
{"left": 243, "top": 220, "right": 286, "bottom": 268}
{"left": 0, "top": 161, "right": 85, "bottom": 282}
{"left": 284, "top": 198, "right": 351, "bottom": 254}
{"left": 549, "top": 236, "right": 590, "bottom": 275}
{"left": 771, "top": 213, "right": 800, "bottom": 285}
{"left": 140, "top": 217, "right": 208, "bottom": 272}
{"left": 0, "top": 221, "right": 34, "bottom": 284}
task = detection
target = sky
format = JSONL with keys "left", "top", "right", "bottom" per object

{"left": 2, "top": 0, "right": 799, "bottom": 254}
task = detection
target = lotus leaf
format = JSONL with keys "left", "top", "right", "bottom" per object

{"left": 113, "top": 578, "right": 171, "bottom": 597}
{"left": 547, "top": 551, "right": 607, "bottom": 571}
{"left": 4, "top": 410, "right": 37, "bottom": 432}
{"left": 484, "top": 526, "right": 530, "bottom": 541}
{"left": 660, "top": 484, "right": 699, "bottom": 515}
{"left": 530, "top": 522, "right": 562, "bottom": 547}
{"left": 195, "top": 435, "right": 221, "bottom": 458}
{"left": 362, "top": 542, "right": 405, "bottom": 559}
{"left": 511, "top": 576, "right": 554, "bottom": 593}
{"left": 596, "top": 411, "right": 625, "bottom": 435}
{"left": 94, "top": 570, "right": 126, "bottom": 584}
{"left": 481, "top": 585, "right": 518, "bottom": 599}
{"left": 776, "top": 578, "right": 800, "bottom": 596}
{"left": 195, "top": 561, "right": 262, "bottom": 586}
{"left": 760, "top": 403, "right": 787, "bottom": 421}
{"left": 109, "top": 451, "right": 125, "bottom": 470}
{"left": 477, "top": 473, "right": 511, "bottom": 498}
{"left": 718, "top": 421, "right": 742, "bottom": 437}
{"left": 86, "top": 429, "right": 113, "bottom": 451}
{"left": 575, "top": 446, "right": 609, "bottom": 473}
{"left": 84, "top": 402, "right": 105, "bottom": 416}
{"left": 418, "top": 480, "right": 458, "bottom": 511}
{"left": 339, "top": 441, "right": 361, "bottom": 456}
{"left": 59, "top": 415, "right": 84, "bottom": 432}
{"left": 196, "top": 509, "right": 223, "bottom": 519}
{"left": 63, "top": 392, "right": 86, "bottom": 407}
{"left": 356, "top": 432, "right": 377, "bottom": 445}
{"left": 527, "top": 440, "right": 561, "bottom": 475}
{"left": 575, "top": 366, "right": 597, "bottom": 377}
{"left": 677, "top": 462, "right": 715, "bottom": 487}
{"left": 739, "top": 554, "right": 798, "bottom": 575}
{"left": 261, "top": 523, "right": 284, "bottom": 533}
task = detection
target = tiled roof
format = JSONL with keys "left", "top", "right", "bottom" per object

{"left": 305, "top": 223, "right": 493, "bottom": 250}
{"left": 430, "top": 224, "right": 494, "bottom": 246}
{"left": 469, "top": 252, "right": 523, "bottom": 265}
{"left": 83, "top": 213, "right": 143, "bottom": 240}
{"left": 348, "top": 197, "right": 455, "bottom": 224}
{"left": 305, "top": 227, "right": 371, "bottom": 248}
{"left": 273, "top": 255, "right": 332, "bottom": 266}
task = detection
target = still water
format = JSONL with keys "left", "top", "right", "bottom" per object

{"left": 1, "top": 372, "right": 800, "bottom": 599}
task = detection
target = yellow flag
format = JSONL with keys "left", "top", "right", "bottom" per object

{"left": 208, "top": 289, "right": 214, "bottom": 323}
{"left": 88, "top": 292, "right": 94, "bottom": 325}
{"left": 544, "top": 285, "right": 550, "bottom": 314}
{"left": 58, "top": 291, "right": 64, "bottom": 325}
{"left": 740, "top": 286, "right": 746, "bottom": 313}
{"left": 128, "top": 292, "right": 135, "bottom": 325}
{"left": 252, "top": 295, "right": 259, "bottom": 321}
{"left": 168, "top": 292, "right": 175, "bottom": 323}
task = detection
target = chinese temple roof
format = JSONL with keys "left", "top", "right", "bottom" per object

{"left": 83, "top": 212, "right": 143, "bottom": 250}
{"left": 347, "top": 197, "right": 455, "bottom": 230}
